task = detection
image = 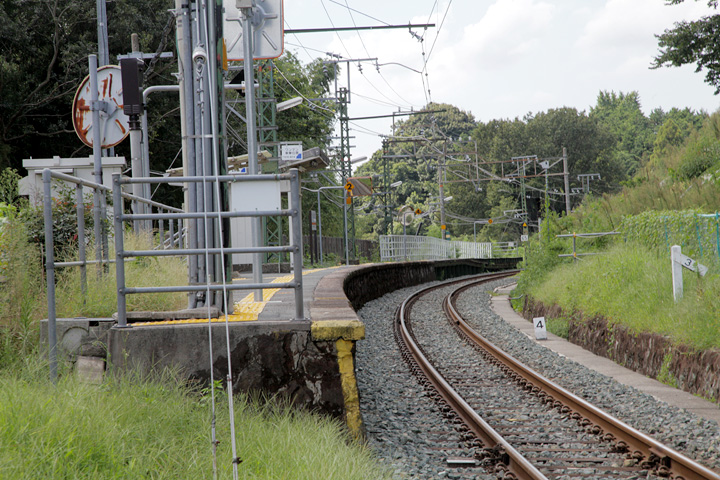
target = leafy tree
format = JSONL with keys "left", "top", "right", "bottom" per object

{"left": 354, "top": 103, "right": 477, "bottom": 239}
{"left": 0, "top": 0, "right": 177, "bottom": 172}
{"left": 652, "top": 1, "right": 720, "bottom": 93}
{"left": 589, "top": 91, "right": 653, "bottom": 176}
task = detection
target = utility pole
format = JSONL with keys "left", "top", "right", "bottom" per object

{"left": 382, "top": 139, "right": 391, "bottom": 235}
{"left": 563, "top": 146, "right": 570, "bottom": 215}
{"left": 439, "top": 140, "right": 447, "bottom": 240}
{"left": 337, "top": 87, "right": 355, "bottom": 262}
{"left": 240, "top": 2, "right": 263, "bottom": 301}
{"left": 175, "top": 0, "right": 198, "bottom": 302}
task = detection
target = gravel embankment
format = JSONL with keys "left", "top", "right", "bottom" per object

{"left": 355, "top": 277, "right": 720, "bottom": 479}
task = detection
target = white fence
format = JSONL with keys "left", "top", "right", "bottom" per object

{"left": 379, "top": 235, "right": 493, "bottom": 262}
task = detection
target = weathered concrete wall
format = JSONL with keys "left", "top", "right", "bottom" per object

{"left": 108, "top": 321, "right": 347, "bottom": 417}
{"left": 40, "top": 318, "right": 115, "bottom": 359}
{"left": 524, "top": 298, "right": 720, "bottom": 403}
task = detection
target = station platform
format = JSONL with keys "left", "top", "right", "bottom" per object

{"left": 230, "top": 266, "right": 359, "bottom": 323}
{"left": 492, "top": 283, "right": 720, "bottom": 425}
{"left": 126, "top": 265, "right": 362, "bottom": 326}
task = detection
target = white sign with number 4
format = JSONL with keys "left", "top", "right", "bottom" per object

{"left": 533, "top": 316, "right": 548, "bottom": 340}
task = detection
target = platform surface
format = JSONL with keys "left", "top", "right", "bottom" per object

{"left": 230, "top": 266, "right": 362, "bottom": 323}
{"left": 491, "top": 282, "right": 720, "bottom": 425}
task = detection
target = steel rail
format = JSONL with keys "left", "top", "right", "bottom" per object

{"left": 445, "top": 279, "right": 720, "bottom": 480}
{"left": 396, "top": 271, "right": 549, "bottom": 480}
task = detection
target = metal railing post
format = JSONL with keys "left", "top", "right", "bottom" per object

{"left": 42, "top": 170, "right": 57, "bottom": 384}
{"left": 317, "top": 188, "right": 323, "bottom": 264}
{"left": 112, "top": 174, "right": 128, "bottom": 327}
{"left": 159, "top": 211, "right": 165, "bottom": 249}
{"left": 290, "top": 169, "right": 304, "bottom": 320}
{"left": 169, "top": 215, "right": 175, "bottom": 249}
{"left": 75, "top": 183, "right": 87, "bottom": 299}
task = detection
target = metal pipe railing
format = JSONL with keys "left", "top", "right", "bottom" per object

{"left": 111, "top": 169, "right": 306, "bottom": 327}
{"left": 42, "top": 168, "right": 187, "bottom": 383}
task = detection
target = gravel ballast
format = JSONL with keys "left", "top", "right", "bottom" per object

{"left": 354, "top": 276, "right": 720, "bottom": 479}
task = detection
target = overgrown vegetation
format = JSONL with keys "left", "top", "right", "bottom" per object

{"left": 524, "top": 241, "right": 720, "bottom": 349}
{"left": 0, "top": 358, "right": 390, "bottom": 479}
{"left": 515, "top": 110, "right": 720, "bottom": 351}
{"left": 0, "top": 198, "right": 389, "bottom": 479}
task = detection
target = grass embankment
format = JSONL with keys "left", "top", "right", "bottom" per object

{"left": 0, "top": 223, "right": 390, "bottom": 479}
{"left": 522, "top": 241, "right": 720, "bottom": 350}
{"left": 0, "top": 358, "right": 389, "bottom": 479}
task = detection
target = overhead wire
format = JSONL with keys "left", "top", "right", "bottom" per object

{"left": 319, "top": 0, "right": 419, "bottom": 110}
{"left": 328, "top": 0, "right": 390, "bottom": 25}
{"left": 425, "top": 0, "right": 452, "bottom": 65}
{"left": 285, "top": 40, "right": 340, "bottom": 59}
{"left": 339, "top": 0, "right": 420, "bottom": 108}
{"left": 419, "top": 0, "right": 454, "bottom": 104}
{"left": 351, "top": 91, "right": 409, "bottom": 109}
{"left": 284, "top": 19, "right": 316, "bottom": 62}
{"left": 319, "top": 0, "right": 353, "bottom": 59}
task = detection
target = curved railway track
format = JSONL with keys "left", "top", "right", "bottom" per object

{"left": 394, "top": 272, "right": 720, "bottom": 480}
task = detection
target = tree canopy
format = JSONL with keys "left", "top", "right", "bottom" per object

{"left": 652, "top": 0, "right": 720, "bottom": 93}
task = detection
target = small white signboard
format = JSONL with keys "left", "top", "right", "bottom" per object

{"left": 674, "top": 251, "right": 708, "bottom": 276}
{"left": 521, "top": 234, "right": 529, "bottom": 242}
{"left": 281, "top": 143, "right": 303, "bottom": 162}
{"left": 533, "top": 316, "right": 548, "bottom": 340}
{"left": 671, "top": 245, "right": 708, "bottom": 302}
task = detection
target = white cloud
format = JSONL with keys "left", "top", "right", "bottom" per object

{"left": 458, "top": 0, "right": 555, "bottom": 68}
{"left": 577, "top": 0, "right": 716, "bottom": 54}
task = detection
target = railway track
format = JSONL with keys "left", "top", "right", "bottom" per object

{"left": 394, "top": 272, "right": 720, "bottom": 480}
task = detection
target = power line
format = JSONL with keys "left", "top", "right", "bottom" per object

{"left": 319, "top": 0, "right": 353, "bottom": 59}
{"left": 339, "top": 0, "right": 422, "bottom": 108}
{"left": 284, "top": 20, "right": 316, "bottom": 62}
{"left": 328, "top": 0, "right": 391, "bottom": 25}
{"left": 425, "top": 0, "right": 452, "bottom": 64}
{"left": 285, "top": 40, "right": 339, "bottom": 60}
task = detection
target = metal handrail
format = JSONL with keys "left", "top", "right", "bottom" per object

{"left": 42, "top": 168, "right": 188, "bottom": 384}
{"left": 111, "top": 169, "right": 306, "bottom": 328}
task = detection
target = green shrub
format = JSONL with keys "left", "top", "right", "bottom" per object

{"left": 677, "top": 135, "right": 720, "bottom": 180}
{"left": 19, "top": 183, "right": 95, "bottom": 259}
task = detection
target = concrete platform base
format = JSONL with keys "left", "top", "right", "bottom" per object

{"left": 108, "top": 320, "right": 352, "bottom": 419}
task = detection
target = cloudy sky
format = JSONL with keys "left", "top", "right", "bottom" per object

{"left": 280, "top": 0, "right": 720, "bottom": 161}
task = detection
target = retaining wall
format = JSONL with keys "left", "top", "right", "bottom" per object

{"left": 524, "top": 298, "right": 720, "bottom": 403}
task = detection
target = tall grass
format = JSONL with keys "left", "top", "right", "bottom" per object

{"left": 56, "top": 232, "right": 188, "bottom": 318}
{"left": 0, "top": 213, "right": 44, "bottom": 366}
{"left": 528, "top": 241, "right": 720, "bottom": 350}
{"left": 0, "top": 357, "right": 391, "bottom": 479}
{"left": 0, "top": 216, "right": 391, "bottom": 479}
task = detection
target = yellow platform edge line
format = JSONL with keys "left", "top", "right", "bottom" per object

{"left": 133, "top": 266, "right": 342, "bottom": 326}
